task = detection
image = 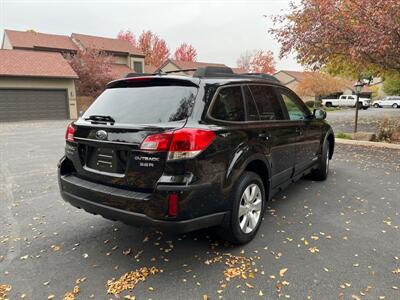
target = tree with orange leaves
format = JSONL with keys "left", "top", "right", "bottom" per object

{"left": 237, "top": 50, "right": 276, "bottom": 74}
{"left": 174, "top": 43, "right": 197, "bottom": 62}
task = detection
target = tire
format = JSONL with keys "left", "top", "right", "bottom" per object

{"left": 310, "top": 140, "right": 330, "bottom": 181}
{"left": 217, "top": 171, "right": 265, "bottom": 244}
{"left": 362, "top": 106, "right": 369, "bottom": 110}
{"left": 373, "top": 103, "right": 379, "bottom": 108}
{"left": 393, "top": 103, "right": 399, "bottom": 108}
{"left": 325, "top": 102, "right": 332, "bottom": 108}
{"left": 357, "top": 102, "right": 363, "bottom": 109}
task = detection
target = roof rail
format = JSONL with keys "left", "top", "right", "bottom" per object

{"left": 125, "top": 72, "right": 152, "bottom": 78}
{"left": 240, "top": 73, "right": 281, "bottom": 83}
{"left": 193, "top": 66, "right": 234, "bottom": 78}
{"left": 192, "top": 67, "right": 280, "bottom": 82}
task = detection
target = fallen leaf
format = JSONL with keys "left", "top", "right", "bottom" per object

{"left": 279, "top": 268, "right": 288, "bottom": 277}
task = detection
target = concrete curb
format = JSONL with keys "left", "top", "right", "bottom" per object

{"left": 336, "top": 138, "right": 400, "bottom": 150}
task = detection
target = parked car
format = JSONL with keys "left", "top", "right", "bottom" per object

{"left": 373, "top": 96, "right": 400, "bottom": 108}
{"left": 58, "top": 67, "right": 335, "bottom": 244}
{"left": 322, "top": 95, "right": 371, "bottom": 109}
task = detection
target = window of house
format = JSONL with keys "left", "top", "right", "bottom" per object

{"left": 133, "top": 61, "right": 143, "bottom": 73}
{"left": 248, "top": 85, "right": 284, "bottom": 120}
{"left": 210, "top": 86, "right": 245, "bottom": 122}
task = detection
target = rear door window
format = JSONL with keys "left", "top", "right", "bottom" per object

{"left": 83, "top": 83, "right": 198, "bottom": 124}
{"left": 210, "top": 86, "right": 245, "bottom": 121}
{"left": 248, "top": 85, "right": 285, "bottom": 120}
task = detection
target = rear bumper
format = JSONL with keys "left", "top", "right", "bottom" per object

{"left": 60, "top": 189, "right": 227, "bottom": 233}
{"left": 58, "top": 160, "right": 228, "bottom": 233}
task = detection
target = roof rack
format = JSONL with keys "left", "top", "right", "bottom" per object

{"left": 192, "top": 67, "right": 280, "bottom": 82}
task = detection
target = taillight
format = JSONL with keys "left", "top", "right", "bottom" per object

{"left": 140, "top": 132, "right": 173, "bottom": 151}
{"left": 140, "top": 128, "right": 215, "bottom": 161}
{"left": 168, "top": 128, "right": 215, "bottom": 161}
{"left": 65, "top": 122, "right": 76, "bottom": 142}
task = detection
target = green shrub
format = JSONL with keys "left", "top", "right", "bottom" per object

{"left": 305, "top": 100, "right": 322, "bottom": 108}
{"left": 376, "top": 118, "right": 400, "bottom": 142}
{"left": 336, "top": 132, "right": 352, "bottom": 140}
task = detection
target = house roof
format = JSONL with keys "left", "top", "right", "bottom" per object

{"left": 275, "top": 70, "right": 314, "bottom": 83}
{"left": 4, "top": 29, "right": 78, "bottom": 52}
{"left": 0, "top": 49, "right": 78, "bottom": 79}
{"left": 110, "top": 64, "right": 133, "bottom": 79}
{"left": 72, "top": 33, "right": 143, "bottom": 56}
{"left": 144, "top": 64, "right": 158, "bottom": 74}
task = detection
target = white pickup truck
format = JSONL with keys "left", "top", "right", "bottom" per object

{"left": 322, "top": 95, "right": 371, "bottom": 110}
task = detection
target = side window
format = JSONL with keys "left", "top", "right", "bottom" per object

{"left": 279, "top": 89, "right": 310, "bottom": 121}
{"left": 348, "top": 96, "right": 355, "bottom": 100}
{"left": 248, "top": 85, "right": 284, "bottom": 120}
{"left": 210, "top": 86, "right": 245, "bottom": 121}
{"left": 243, "top": 86, "right": 260, "bottom": 121}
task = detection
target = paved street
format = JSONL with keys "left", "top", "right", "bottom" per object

{"left": 1, "top": 121, "right": 399, "bottom": 300}
{"left": 326, "top": 108, "right": 400, "bottom": 134}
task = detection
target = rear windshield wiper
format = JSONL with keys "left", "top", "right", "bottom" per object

{"left": 84, "top": 115, "right": 115, "bottom": 123}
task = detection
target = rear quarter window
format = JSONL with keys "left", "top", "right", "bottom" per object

{"left": 209, "top": 86, "right": 245, "bottom": 122}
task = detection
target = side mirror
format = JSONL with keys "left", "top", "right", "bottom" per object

{"left": 313, "top": 108, "right": 327, "bottom": 120}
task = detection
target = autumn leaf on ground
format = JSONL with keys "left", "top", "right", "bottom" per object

{"left": 0, "top": 284, "right": 12, "bottom": 299}
{"left": 279, "top": 268, "right": 288, "bottom": 277}
{"left": 106, "top": 267, "right": 159, "bottom": 296}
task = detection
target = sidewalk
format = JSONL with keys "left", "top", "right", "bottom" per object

{"left": 336, "top": 138, "right": 400, "bottom": 150}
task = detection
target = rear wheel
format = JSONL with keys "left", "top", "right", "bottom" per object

{"left": 310, "top": 140, "right": 330, "bottom": 181}
{"left": 325, "top": 102, "right": 332, "bottom": 107}
{"left": 373, "top": 103, "right": 380, "bottom": 108}
{"left": 217, "top": 171, "right": 265, "bottom": 244}
{"left": 393, "top": 103, "right": 399, "bottom": 108}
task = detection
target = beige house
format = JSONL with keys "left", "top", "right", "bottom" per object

{"left": 274, "top": 70, "right": 373, "bottom": 101}
{"left": 0, "top": 49, "right": 78, "bottom": 121}
{"left": 1, "top": 29, "right": 146, "bottom": 121}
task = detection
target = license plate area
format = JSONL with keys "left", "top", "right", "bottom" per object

{"left": 85, "top": 146, "right": 127, "bottom": 174}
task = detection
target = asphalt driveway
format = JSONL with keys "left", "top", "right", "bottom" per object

{"left": 326, "top": 107, "right": 400, "bottom": 134}
{"left": 1, "top": 121, "right": 399, "bottom": 300}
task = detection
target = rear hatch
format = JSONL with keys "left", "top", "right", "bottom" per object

{"left": 71, "top": 77, "right": 199, "bottom": 191}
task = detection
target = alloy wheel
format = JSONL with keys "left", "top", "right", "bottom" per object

{"left": 238, "top": 183, "right": 262, "bottom": 234}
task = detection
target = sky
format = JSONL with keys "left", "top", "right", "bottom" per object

{"left": 0, "top": 0, "right": 302, "bottom": 71}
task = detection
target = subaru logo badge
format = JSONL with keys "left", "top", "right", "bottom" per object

{"left": 95, "top": 130, "right": 108, "bottom": 140}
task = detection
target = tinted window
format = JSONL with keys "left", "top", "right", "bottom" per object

{"left": 348, "top": 96, "right": 355, "bottom": 100}
{"left": 248, "top": 85, "right": 284, "bottom": 120}
{"left": 279, "top": 89, "right": 310, "bottom": 120}
{"left": 83, "top": 86, "right": 197, "bottom": 124}
{"left": 211, "top": 86, "right": 245, "bottom": 121}
{"left": 243, "top": 86, "right": 260, "bottom": 121}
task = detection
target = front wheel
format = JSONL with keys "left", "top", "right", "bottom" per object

{"left": 393, "top": 103, "right": 399, "bottom": 109}
{"left": 310, "top": 140, "right": 330, "bottom": 181}
{"left": 373, "top": 103, "right": 380, "bottom": 108}
{"left": 217, "top": 172, "right": 265, "bottom": 244}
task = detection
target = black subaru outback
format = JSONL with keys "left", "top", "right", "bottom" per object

{"left": 58, "top": 67, "right": 334, "bottom": 244}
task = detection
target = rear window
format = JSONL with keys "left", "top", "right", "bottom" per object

{"left": 83, "top": 85, "right": 198, "bottom": 124}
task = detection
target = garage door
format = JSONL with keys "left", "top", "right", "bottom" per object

{"left": 0, "top": 89, "right": 68, "bottom": 121}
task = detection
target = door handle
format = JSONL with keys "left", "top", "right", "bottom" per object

{"left": 295, "top": 127, "right": 304, "bottom": 135}
{"left": 258, "top": 132, "right": 271, "bottom": 140}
